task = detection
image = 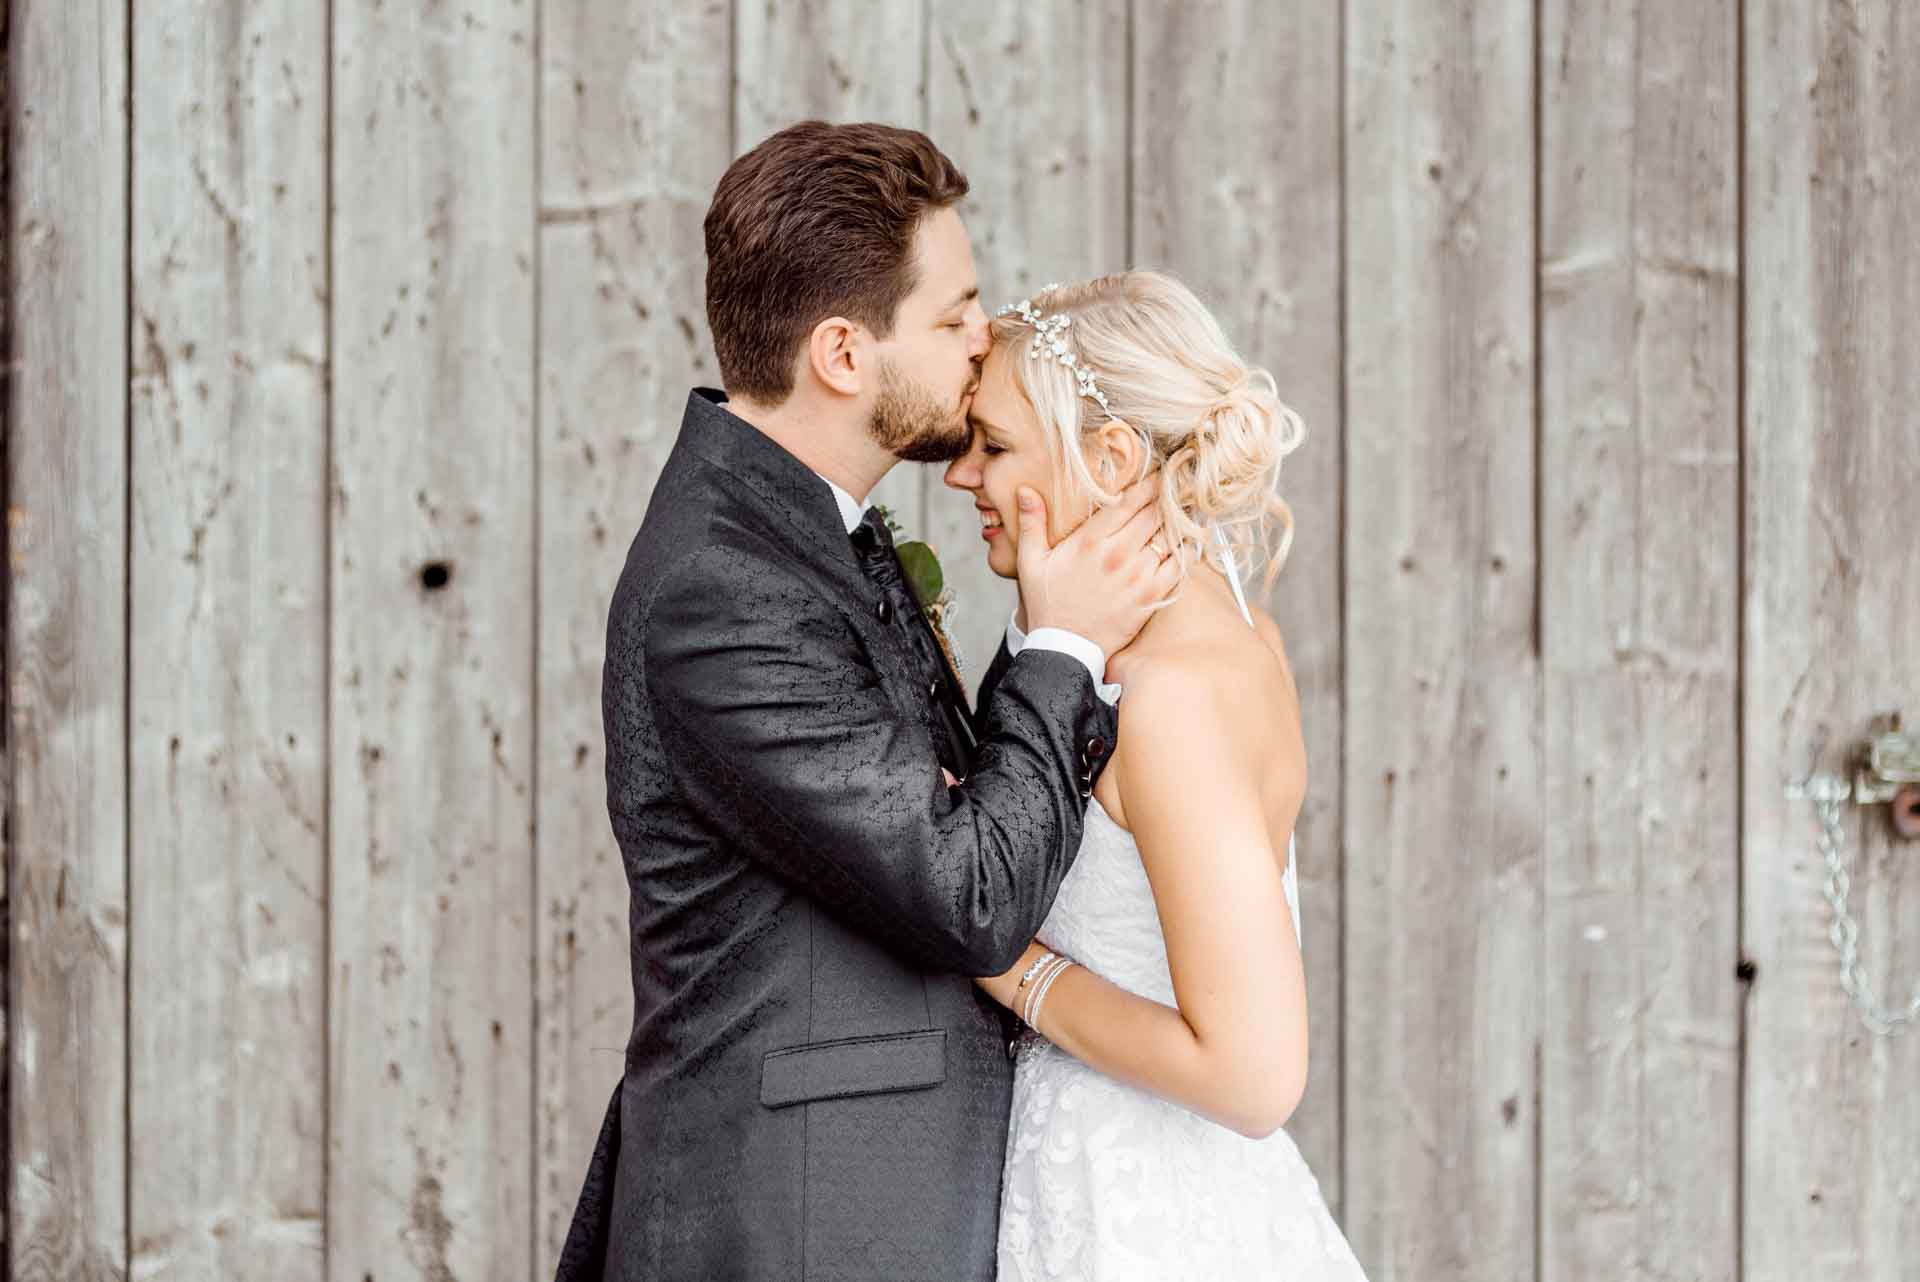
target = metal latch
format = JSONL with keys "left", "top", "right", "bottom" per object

{"left": 1788, "top": 715, "right": 1920, "bottom": 838}
{"left": 1784, "top": 712, "right": 1920, "bottom": 1035}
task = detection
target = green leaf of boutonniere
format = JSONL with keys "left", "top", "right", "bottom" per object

{"left": 895, "top": 540, "right": 945, "bottom": 609}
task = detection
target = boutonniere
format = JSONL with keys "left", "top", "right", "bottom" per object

{"left": 871, "top": 503, "right": 966, "bottom": 680}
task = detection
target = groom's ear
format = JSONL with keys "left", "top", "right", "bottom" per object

{"left": 806, "top": 315, "right": 866, "bottom": 398}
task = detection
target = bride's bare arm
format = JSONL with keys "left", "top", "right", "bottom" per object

{"left": 976, "top": 661, "right": 1308, "bottom": 1139}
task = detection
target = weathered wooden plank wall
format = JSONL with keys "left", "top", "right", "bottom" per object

{"left": 1744, "top": 3, "right": 1920, "bottom": 1279}
{"left": 129, "top": 5, "right": 330, "bottom": 1280}
{"left": 1343, "top": 2, "right": 1542, "bottom": 1277}
{"left": 1539, "top": 4, "right": 1742, "bottom": 1282}
{"left": 8, "top": 2, "right": 129, "bottom": 1280}
{"left": 326, "top": 3, "right": 537, "bottom": 1280}
{"left": 8, "top": 2, "right": 1920, "bottom": 1280}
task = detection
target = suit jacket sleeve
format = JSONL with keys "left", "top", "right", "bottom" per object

{"left": 973, "top": 631, "right": 1018, "bottom": 718}
{"left": 641, "top": 543, "right": 1116, "bottom": 976}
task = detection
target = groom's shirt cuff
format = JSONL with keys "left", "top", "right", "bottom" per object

{"left": 1005, "top": 607, "right": 1114, "bottom": 701}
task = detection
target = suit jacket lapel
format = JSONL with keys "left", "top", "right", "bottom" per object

{"left": 675, "top": 388, "right": 861, "bottom": 558}
{"left": 668, "top": 388, "right": 979, "bottom": 770}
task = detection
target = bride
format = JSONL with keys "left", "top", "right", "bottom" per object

{"left": 941, "top": 272, "right": 1368, "bottom": 1280}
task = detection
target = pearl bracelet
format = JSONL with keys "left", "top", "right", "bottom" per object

{"left": 1026, "top": 959, "right": 1075, "bottom": 1033}
{"left": 1016, "top": 950, "right": 1058, "bottom": 993}
{"left": 1021, "top": 954, "right": 1075, "bottom": 1029}
{"left": 1020, "top": 955, "right": 1067, "bottom": 1024}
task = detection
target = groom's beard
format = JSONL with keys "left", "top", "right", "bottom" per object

{"left": 869, "top": 357, "right": 976, "bottom": 464}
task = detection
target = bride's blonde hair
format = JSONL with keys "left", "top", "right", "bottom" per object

{"left": 989, "top": 271, "right": 1306, "bottom": 598}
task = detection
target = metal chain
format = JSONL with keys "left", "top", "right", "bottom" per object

{"left": 1790, "top": 773, "right": 1920, "bottom": 1036}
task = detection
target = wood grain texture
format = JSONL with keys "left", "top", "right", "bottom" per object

{"left": 1131, "top": 0, "right": 1347, "bottom": 1212}
{"left": 0, "top": 0, "right": 9, "bottom": 1256}
{"left": 6, "top": 2, "right": 129, "bottom": 1278}
{"left": 734, "top": 0, "right": 929, "bottom": 533}
{"left": 533, "top": 0, "right": 731, "bottom": 1266}
{"left": 1341, "top": 2, "right": 1540, "bottom": 1277}
{"left": 924, "top": 0, "right": 1127, "bottom": 699}
{"left": 328, "top": 2, "right": 536, "bottom": 1278}
{"left": 1744, "top": 3, "right": 1920, "bottom": 1279}
{"left": 1539, "top": 3, "right": 1742, "bottom": 1280}
{"left": 128, "top": 5, "right": 329, "bottom": 1279}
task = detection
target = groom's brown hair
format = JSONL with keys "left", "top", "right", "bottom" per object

{"left": 704, "top": 120, "right": 970, "bottom": 404}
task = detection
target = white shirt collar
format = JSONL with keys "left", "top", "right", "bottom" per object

{"left": 811, "top": 471, "right": 867, "bottom": 534}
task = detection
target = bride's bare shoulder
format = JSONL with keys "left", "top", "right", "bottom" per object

{"left": 1127, "top": 638, "right": 1288, "bottom": 717}
{"left": 1106, "top": 660, "right": 1244, "bottom": 818}
{"left": 1244, "top": 605, "right": 1295, "bottom": 675}
{"left": 1112, "top": 609, "right": 1302, "bottom": 772}
{"left": 1112, "top": 605, "right": 1291, "bottom": 700}
{"left": 1112, "top": 634, "right": 1289, "bottom": 757}
{"left": 1107, "top": 649, "right": 1304, "bottom": 842}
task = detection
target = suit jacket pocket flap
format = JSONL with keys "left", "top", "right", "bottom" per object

{"left": 760, "top": 1030, "right": 947, "bottom": 1109}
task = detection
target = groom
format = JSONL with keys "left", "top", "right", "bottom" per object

{"left": 554, "top": 121, "right": 1175, "bottom": 1281}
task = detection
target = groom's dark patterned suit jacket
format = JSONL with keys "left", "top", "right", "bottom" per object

{"left": 554, "top": 388, "right": 1119, "bottom": 1281}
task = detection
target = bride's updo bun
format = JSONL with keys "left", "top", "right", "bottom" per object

{"left": 989, "top": 271, "right": 1306, "bottom": 596}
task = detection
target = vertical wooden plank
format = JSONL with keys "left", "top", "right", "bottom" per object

{"left": 533, "top": 0, "right": 731, "bottom": 1266}
{"left": 1131, "top": 0, "right": 1348, "bottom": 1210}
{"left": 924, "top": 0, "right": 1127, "bottom": 697}
{"left": 1342, "top": 2, "right": 1539, "bottom": 1277}
{"left": 6, "top": 1, "right": 128, "bottom": 1278}
{"left": 128, "top": 6, "right": 329, "bottom": 1280}
{"left": 1, "top": 1, "right": 10, "bottom": 1266}
{"left": 329, "top": 2, "right": 536, "bottom": 1278}
{"left": 1745, "top": 3, "right": 1920, "bottom": 1279}
{"left": 734, "top": 0, "right": 929, "bottom": 534}
{"left": 1539, "top": 3, "right": 1741, "bottom": 1280}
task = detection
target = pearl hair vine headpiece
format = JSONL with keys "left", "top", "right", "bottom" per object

{"left": 996, "top": 284, "right": 1113, "bottom": 417}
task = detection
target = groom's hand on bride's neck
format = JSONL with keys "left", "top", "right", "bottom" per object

{"left": 1014, "top": 474, "right": 1180, "bottom": 661}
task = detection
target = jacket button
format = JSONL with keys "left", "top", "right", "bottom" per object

{"left": 1085, "top": 736, "right": 1108, "bottom": 760}
{"left": 876, "top": 598, "right": 893, "bottom": 622}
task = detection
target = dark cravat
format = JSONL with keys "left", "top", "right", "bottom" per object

{"left": 850, "top": 505, "right": 903, "bottom": 585}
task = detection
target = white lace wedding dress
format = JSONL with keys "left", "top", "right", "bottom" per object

{"left": 997, "top": 532, "right": 1368, "bottom": 1282}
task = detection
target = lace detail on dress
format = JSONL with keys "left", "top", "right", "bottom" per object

{"left": 996, "top": 804, "right": 1363, "bottom": 1280}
